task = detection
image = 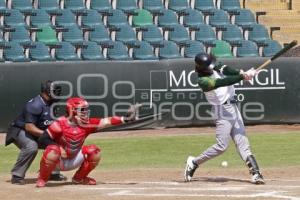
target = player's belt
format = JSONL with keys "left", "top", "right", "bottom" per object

{"left": 223, "top": 99, "right": 238, "bottom": 105}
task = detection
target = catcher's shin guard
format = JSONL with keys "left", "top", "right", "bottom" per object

{"left": 246, "top": 155, "right": 265, "bottom": 184}
{"left": 37, "top": 145, "right": 61, "bottom": 187}
{"left": 72, "top": 144, "right": 101, "bottom": 185}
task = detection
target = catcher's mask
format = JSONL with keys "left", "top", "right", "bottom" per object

{"left": 41, "top": 80, "right": 62, "bottom": 102}
{"left": 66, "top": 97, "right": 90, "bottom": 124}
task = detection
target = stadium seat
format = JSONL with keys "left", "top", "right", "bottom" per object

{"left": 234, "top": 9, "right": 256, "bottom": 28}
{"left": 183, "top": 40, "right": 205, "bottom": 58}
{"left": 132, "top": 9, "right": 153, "bottom": 27}
{"left": 88, "top": 24, "right": 111, "bottom": 45}
{"left": 55, "top": 41, "right": 80, "bottom": 61}
{"left": 8, "top": 26, "right": 31, "bottom": 45}
{"left": 262, "top": 40, "right": 282, "bottom": 57}
{"left": 195, "top": 24, "right": 216, "bottom": 44}
{"left": 55, "top": 9, "right": 77, "bottom": 27}
{"left": 157, "top": 9, "right": 178, "bottom": 28}
{"left": 36, "top": 26, "right": 58, "bottom": 45}
{"left": 220, "top": 0, "right": 241, "bottom": 13}
{"left": 107, "top": 41, "right": 131, "bottom": 60}
{"left": 81, "top": 9, "right": 103, "bottom": 27}
{"left": 0, "top": 0, "right": 6, "bottom": 11}
{"left": 182, "top": 8, "right": 205, "bottom": 29}
{"left": 64, "top": 0, "right": 86, "bottom": 12}
{"left": 62, "top": 25, "right": 84, "bottom": 44}
{"left": 209, "top": 9, "right": 230, "bottom": 28}
{"left": 248, "top": 24, "right": 270, "bottom": 45}
{"left": 30, "top": 9, "right": 51, "bottom": 27}
{"left": 3, "top": 42, "right": 30, "bottom": 62}
{"left": 81, "top": 41, "right": 105, "bottom": 60}
{"left": 236, "top": 40, "right": 259, "bottom": 57}
{"left": 142, "top": 0, "right": 164, "bottom": 13}
{"left": 29, "top": 42, "right": 55, "bottom": 62}
{"left": 159, "top": 40, "right": 182, "bottom": 59}
{"left": 194, "top": 0, "right": 215, "bottom": 12}
{"left": 168, "top": 0, "right": 189, "bottom": 12}
{"left": 211, "top": 40, "right": 233, "bottom": 58}
{"left": 90, "top": 0, "right": 112, "bottom": 13}
{"left": 107, "top": 9, "right": 129, "bottom": 28}
{"left": 222, "top": 24, "right": 243, "bottom": 45}
{"left": 11, "top": 0, "right": 33, "bottom": 12}
{"left": 116, "top": 0, "right": 138, "bottom": 14}
{"left": 4, "top": 9, "right": 25, "bottom": 27}
{"left": 141, "top": 25, "right": 163, "bottom": 45}
{"left": 38, "top": 0, "right": 60, "bottom": 12}
{"left": 115, "top": 24, "right": 137, "bottom": 45}
{"left": 168, "top": 24, "right": 189, "bottom": 44}
{"left": 132, "top": 41, "right": 158, "bottom": 60}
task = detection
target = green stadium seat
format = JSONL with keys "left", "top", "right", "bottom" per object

{"left": 132, "top": 41, "right": 158, "bottom": 60}
{"left": 248, "top": 24, "right": 270, "bottom": 45}
{"left": 115, "top": 24, "right": 137, "bottom": 45}
{"left": 116, "top": 0, "right": 138, "bottom": 14}
{"left": 194, "top": 0, "right": 215, "bottom": 12}
{"left": 38, "top": 0, "right": 60, "bottom": 12}
{"left": 142, "top": 0, "right": 164, "bottom": 13}
{"left": 262, "top": 40, "right": 282, "bottom": 57}
{"left": 107, "top": 41, "right": 131, "bottom": 60}
{"left": 211, "top": 40, "right": 233, "bottom": 58}
{"left": 4, "top": 9, "right": 25, "bottom": 27}
{"left": 195, "top": 24, "right": 216, "bottom": 45}
{"left": 81, "top": 41, "right": 105, "bottom": 60}
{"left": 36, "top": 26, "right": 58, "bottom": 45}
{"left": 107, "top": 9, "right": 129, "bottom": 28}
{"left": 132, "top": 9, "right": 153, "bottom": 27}
{"left": 29, "top": 42, "right": 55, "bottom": 62}
{"left": 209, "top": 9, "right": 230, "bottom": 28}
{"left": 159, "top": 40, "right": 182, "bottom": 59}
{"left": 222, "top": 24, "right": 243, "bottom": 45}
{"left": 158, "top": 9, "right": 178, "bottom": 28}
{"left": 183, "top": 40, "right": 205, "bottom": 58}
{"left": 168, "top": 0, "right": 189, "bottom": 12}
{"left": 220, "top": 0, "right": 241, "bottom": 12}
{"left": 62, "top": 25, "right": 84, "bottom": 44}
{"left": 3, "top": 42, "right": 30, "bottom": 62}
{"left": 11, "top": 0, "right": 33, "bottom": 12}
{"left": 141, "top": 25, "right": 163, "bottom": 45}
{"left": 55, "top": 9, "right": 77, "bottom": 27}
{"left": 234, "top": 9, "right": 256, "bottom": 28}
{"left": 64, "top": 0, "right": 86, "bottom": 12}
{"left": 168, "top": 24, "right": 189, "bottom": 44}
{"left": 90, "top": 0, "right": 112, "bottom": 13}
{"left": 55, "top": 42, "right": 80, "bottom": 61}
{"left": 30, "top": 9, "right": 51, "bottom": 27}
{"left": 88, "top": 24, "right": 111, "bottom": 45}
{"left": 236, "top": 40, "right": 259, "bottom": 57}
{"left": 8, "top": 26, "right": 31, "bottom": 45}
{"left": 81, "top": 9, "right": 103, "bottom": 27}
{"left": 182, "top": 8, "right": 205, "bottom": 29}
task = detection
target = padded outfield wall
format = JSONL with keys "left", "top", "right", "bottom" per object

{"left": 0, "top": 58, "right": 299, "bottom": 132}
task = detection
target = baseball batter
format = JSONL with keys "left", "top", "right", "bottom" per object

{"left": 184, "top": 53, "right": 264, "bottom": 184}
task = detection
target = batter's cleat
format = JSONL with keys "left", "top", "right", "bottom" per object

{"left": 49, "top": 173, "right": 67, "bottom": 181}
{"left": 36, "top": 178, "right": 46, "bottom": 187}
{"left": 11, "top": 175, "right": 25, "bottom": 185}
{"left": 251, "top": 173, "right": 265, "bottom": 185}
{"left": 184, "top": 156, "right": 198, "bottom": 182}
{"left": 72, "top": 177, "right": 97, "bottom": 185}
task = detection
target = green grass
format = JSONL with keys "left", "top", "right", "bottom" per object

{"left": 1, "top": 132, "right": 300, "bottom": 174}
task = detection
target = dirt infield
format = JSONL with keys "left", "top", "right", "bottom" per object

{"left": 1, "top": 125, "right": 300, "bottom": 200}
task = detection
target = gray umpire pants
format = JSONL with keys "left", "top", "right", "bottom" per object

{"left": 11, "top": 130, "right": 38, "bottom": 178}
{"left": 194, "top": 103, "right": 252, "bottom": 165}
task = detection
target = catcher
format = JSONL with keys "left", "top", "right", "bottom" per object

{"left": 36, "top": 97, "right": 140, "bottom": 187}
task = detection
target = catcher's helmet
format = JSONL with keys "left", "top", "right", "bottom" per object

{"left": 66, "top": 97, "right": 90, "bottom": 124}
{"left": 41, "top": 80, "right": 62, "bottom": 100}
{"left": 194, "top": 53, "right": 216, "bottom": 74}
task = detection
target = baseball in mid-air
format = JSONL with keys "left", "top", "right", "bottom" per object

{"left": 221, "top": 161, "right": 228, "bottom": 167}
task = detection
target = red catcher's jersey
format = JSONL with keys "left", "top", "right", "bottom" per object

{"left": 47, "top": 116, "right": 100, "bottom": 158}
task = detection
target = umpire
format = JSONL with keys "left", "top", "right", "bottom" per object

{"left": 5, "top": 80, "right": 65, "bottom": 185}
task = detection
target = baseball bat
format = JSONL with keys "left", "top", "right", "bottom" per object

{"left": 256, "top": 40, "right": 298, "bottom": 71}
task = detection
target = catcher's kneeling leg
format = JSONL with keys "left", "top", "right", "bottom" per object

{"left": 72, "top": 144, "right": 101, "bottom": 185}
{"left": 36, "top": 145, "right": 61, "bottom": 187}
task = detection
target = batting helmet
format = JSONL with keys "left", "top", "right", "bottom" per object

{"left": 194, "top": 53, "right": 216, "bottom": 74}
{"left": 66, "top": 97, "right": 90, "bottom": 124}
